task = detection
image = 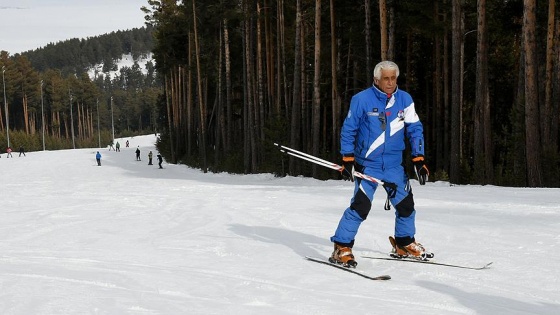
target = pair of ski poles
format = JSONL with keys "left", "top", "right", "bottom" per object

{"left": 274, "top": 143, "right": 390, "bottom": 187}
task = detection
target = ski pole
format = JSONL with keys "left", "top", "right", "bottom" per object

{"left": 274, "top": 143, "right": 339, "bottom": 169}
{"left": 275, "top": 144, "right": 341, "bottom": 171}
{"left": 274, "top": 143, "right": 386, "bottom": 186}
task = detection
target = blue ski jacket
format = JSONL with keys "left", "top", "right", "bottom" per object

{"left": 340, "top": 85, "right": 424, "bottom": 169}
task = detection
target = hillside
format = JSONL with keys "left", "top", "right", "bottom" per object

{"left": 18, "top": 26, "right": 154, "bottom": 74}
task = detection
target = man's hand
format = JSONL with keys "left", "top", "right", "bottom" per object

{"left": 341, "top": 154, "right": 355, "bottom": 182}
{"left": 412, "top": 155, "right": 429, "bottom": 185}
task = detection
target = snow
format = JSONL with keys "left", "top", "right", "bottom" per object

{"left": 88, "top": 53, "right": 154, "bottom": 80}
{"left": 1, "top": 134, "right": 559, "bottom": 314}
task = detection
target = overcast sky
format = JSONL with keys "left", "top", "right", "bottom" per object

{"left": 0, "top": 0, "right": 147, "bottom": 54}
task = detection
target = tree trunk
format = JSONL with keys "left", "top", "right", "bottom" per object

{"left": 474, "top": 0, "right": 493, "bottom": 184}
{"left": 193, "top": 0, "right": 207, "bottom": 172}
{"left": 0, "top": 99, "right": 4, "bottom": 131}
{"left": 171, "top": 67, "right": 179, "bottom": 158}
{"left": 257, "top": 1, "right": 265, "bottom": 143}
{"left": 244, "top": 0, "right": 258, "bottom": 173}
{"left": 433, "top": 24, "right": 443, "bottom": 173}
{"left": 24, "top": 94, "right": 29, "bottom": 134}
{"left": 216, "top": 21, "right": 224, "bottom": 167}
{"left": 513, "top": 36, "right": 527, "bottom": 185}
{"left": 223, "top": 21, "right": 232, "bottom": 153}
{"left": 364, "top": 0, "right": 373, "bottom": 86}
{"left": 77, "top": 102, "right": 82, "bottom": 139}
{"left": 552, "top": 18, "right": 560, "bottom": 148}
{"left": 387, "top": 0, "right": 395, "bottom": 60}
{"left": 312, "top": 0, "right": 322, "bottom": 178}
{"left": 165, "top": 75, "right": 175, "bottom": 163}
{"left": 301, "top": 20, "right": 308, "bottom": 157}
{"left": 264, "top": 0, "right": 276, "bottom": 117}
{"left": 289, "top": 0, "right": 302, "bottom": 175}
{"left": 481, "top": 1, "right": 493, "bottom": 184}
{"left": 450, "top": 0, "right": 464, "bottom": 184}
{"left": 543, "top": 0, "right": 555, "bottom": 148}
{"left": 278, "top": 0, "right": 289, "bottom": 119}
{"left": 379, "top": 0, "right": 388, "bottom": 60}
{"left": 187, "top": 33, "right": 194, "bottom": 158}
{"left": 443, "top": 13, "right": 450, "bottom": 173}
{"left": 523, "top": 0, "right": 542, "bottom": 186}
{"left": 330, "top": 0, "right": 341, "bottom": 162}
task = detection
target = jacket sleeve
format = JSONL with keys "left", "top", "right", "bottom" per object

{"left": 340, "top": 95, "right": 364, "bottom": 155}
{"left": 403, "top": 102, "right": 425, "bottom": 156}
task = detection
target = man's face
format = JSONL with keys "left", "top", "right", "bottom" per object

{"left": 374, "top": 68, "right": 397, "bottom": 94}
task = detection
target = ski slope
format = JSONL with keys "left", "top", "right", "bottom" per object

{"left": 0, "top": 134, "right": 558, "bottom": 314}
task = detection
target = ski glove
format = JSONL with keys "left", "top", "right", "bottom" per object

{"left": 412, "top": 155, "right": 429, "bottom": 185}
{"left": 341, "top": 154, "right": 355, "bottom": 182}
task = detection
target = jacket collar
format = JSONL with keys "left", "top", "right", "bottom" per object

{"left": 371, "top": 84, "right": 399, "bottom": 101}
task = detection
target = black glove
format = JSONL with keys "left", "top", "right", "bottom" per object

{"left": 412, "top": 155, "right": 429, "bottom": 185}
{"left": 341, "top": 154, "right": 355, "bottom": 182}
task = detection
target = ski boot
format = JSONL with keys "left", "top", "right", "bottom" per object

{"left": 329, "top": 243, "right": 358, "bottom": 268}
{"left": 389, "top": 236, "right": 434, "bottom": 261}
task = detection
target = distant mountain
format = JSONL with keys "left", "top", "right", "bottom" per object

{"left": 18, "top": 26, "right": 154, "bottom": 75}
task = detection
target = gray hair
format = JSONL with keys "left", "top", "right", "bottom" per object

{"left": 373, "top": 61, "right": 400, "bottom": 80}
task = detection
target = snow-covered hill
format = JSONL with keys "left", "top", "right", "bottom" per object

{"left": 88, "top": 53, "right": 154, "bottom": 80}
{"left": 0, "top": 134, "right": 558, "bottom": 314}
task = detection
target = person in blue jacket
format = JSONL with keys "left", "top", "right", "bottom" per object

{"left": 96, "top": 151, "right": 102, "bottom": 166}
{"left": 330, "top": 61, "right": 432, "bottom": 268}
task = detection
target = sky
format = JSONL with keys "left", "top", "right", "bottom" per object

{"left": 0, "top": 0, "right": 148, "bottom": 55}
{"left": 0, "top": 134, "right": 559, "bottom": 314}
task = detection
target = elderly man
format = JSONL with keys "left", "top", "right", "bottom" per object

{"left": 330, "top": 60, "right": 432, "bottom": 268}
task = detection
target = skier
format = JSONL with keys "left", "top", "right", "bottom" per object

{"left": 126, "top": 140, "right": 129, "bottom": 147}
{"left": 330, "top": 61, "right": 432, "bottom": 268}
{"left": 18, "top": 146, "right": 26, "bottom": 157}
{"left": 135, "top": 146, "right": 141, "bottom": 161}
{"left": 115, "top": 141, "right": 121, "bottom": 152}
{"left": 96, "top": 151, "right": 102, "bottom": 166}
{"left": 157, "top": 154, "right": 163, "bottom": 169}
{"left": 148, "top": 151, "right": 153, "bottom": 165}
{"left": 6, "top": 147, "right": 13, "bottom": 158}
{"left": 108, "top": 141, "right": 115, "bottom": 151}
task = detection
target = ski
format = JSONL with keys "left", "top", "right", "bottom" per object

{"left": 360, "top": 255, "right": 493, "bottom": 270}
{"left": 305, "top": 256, "right": 391, "bottom": 280}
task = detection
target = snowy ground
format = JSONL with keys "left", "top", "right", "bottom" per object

{"left": 0, "top": 134, "right": 558, "bottom": 314}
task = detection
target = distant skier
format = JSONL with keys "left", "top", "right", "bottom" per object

{"left": 135, "top": 146, "right": 141, "bottom": 161}
{"left": 126, "top": 140, "right": 129, "bottom": 147}
{"left": 96, "top": 151, "right": 102, "bottom": 166}
{"left": 157, "top": 154, "right": 163, "bottom": 169}
{"left": 6, "top": 147, "right": 13, "bottom": 158}
{"left": 109, "top": 141, "right": 115, "bottom": 151}
{"left": 148, "top": 151, "right": 153, "bottom": 165}
{"left": 115, "top": 141, "right": 121, "bottom": 152}
{"left": 18, "top": 146, "right": 26, "bottom": 157}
